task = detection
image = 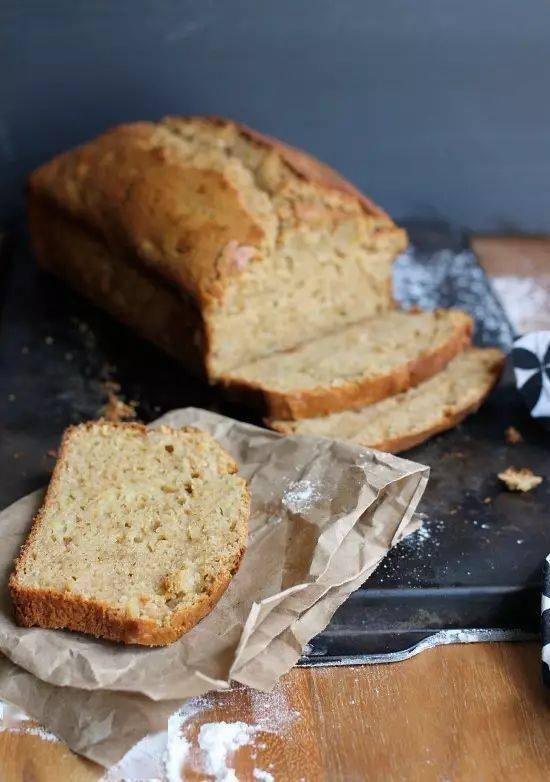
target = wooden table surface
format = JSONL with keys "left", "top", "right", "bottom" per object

{"left": 1, "top": 237, "right": 549, "bottom": 782}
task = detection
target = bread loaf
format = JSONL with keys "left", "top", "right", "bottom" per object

{"left": 220, "top": 308, "right": 473, "bottom": 419}
{"left": 28, "top": 116, "right": 407, "bottom": 379}
{"left": 269, "top": 348, "right": 505, "bottom": 452}
{"left": 9, "top": 422, "right": 250, "bottom": 646}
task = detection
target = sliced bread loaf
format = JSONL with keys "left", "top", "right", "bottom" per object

{"left": 220, "top": 309, "right": 473, "bottom": 419}
{"left": 269, "top": 348, "right": 505, "bottom": 452}
{"left": 28, "top": 116, "right": 406, "bottom": 379}
{"left": 9, "top": 422, "right": 250, "bottom": 646}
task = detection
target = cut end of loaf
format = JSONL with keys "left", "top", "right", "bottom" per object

{"left": 28, "top": 115, "right": 407, "bottom": 379}
{"left": 9, "top": 422, "right": 250, "bottom": 645}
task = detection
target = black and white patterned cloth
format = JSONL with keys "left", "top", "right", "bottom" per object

{"left": 543, "top": 556, "right": 550, "bottom": 687}
{"left": 512, "top": 332, "right": 550, "bottom": 430}
{"left": 511, "top": 332, "right": 550, "bottom": 685}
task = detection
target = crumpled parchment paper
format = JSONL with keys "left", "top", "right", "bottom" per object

{"left": 0, "top": 408, "right": 428, "bottom": 765}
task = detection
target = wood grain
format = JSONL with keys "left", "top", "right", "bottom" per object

{"left": 1, "top": 237, "right": 549, "bottom": 781}
{"left": 0, "top": 643, "right": 548, "bottom": 781}
{"left": 0, "top": 729, "right": 100, "bottom": 782}
{"left": 473, "top": 235, "right": 550, "bottom": 332}
{"left": 472, "top": 235, "right": 550, "bottom": 279}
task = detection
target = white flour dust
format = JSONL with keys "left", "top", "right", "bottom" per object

{"left": 163, "top": 687, "right": 299, "bottom": 781}
{"left": 416, "top": 526, "right": 431, "bottom": 543}
{"left": 1, "top": 685, "right": 299, "bottom": 781}
{"left": 250, "top": 686, "right": 301, "bottom": 732}
{"left": 282, "top": 480, "right": 322, "bottom": 514}
{"left": 253, "top": 770, "right": 275, "bottom": 781}
{"left": 491, "top": 275, "right": 550, "bottom": 334}
{"left": 198, "top": 721, "right": 253, "bottom": 781}
{"left": 104, "top": 731, "right": 168, "bottom": 781}
{"left": 0, "top": 701, "right": 59, "bottom": 744}
{"left": 0, "top": 724, "right": 59, "bottom": 743}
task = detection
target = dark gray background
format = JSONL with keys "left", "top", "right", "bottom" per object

{"left": 2, "top": 1, "right": 549, "bottom": 232}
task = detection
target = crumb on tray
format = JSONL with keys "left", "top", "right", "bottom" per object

{"left": 498, "top": 467, "right": 543, "bottom": 493}
{"left": 101, "top": 392, "right": 138, "bottom": 423}
{"left": 505, "top": 426, "right": 523, "bottom": 445}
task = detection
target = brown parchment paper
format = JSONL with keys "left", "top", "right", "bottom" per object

{"left": 0, "top": 407, "right": 428, "bottom": 765}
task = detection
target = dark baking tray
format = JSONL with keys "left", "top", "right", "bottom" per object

{"left": 1, "top": 220, "right": 548, "bottom": 662}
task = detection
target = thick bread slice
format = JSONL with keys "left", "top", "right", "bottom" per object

{"left": 9, "top": 422, "right": 250, "bottom": 646}
{"left": 220, "top": 309, "right": 473, "bottom": 419}
{"left": 269, "top": 348, "right": 505, "bottom": 452}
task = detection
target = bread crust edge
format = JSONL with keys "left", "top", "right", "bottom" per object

{"left": 221, "top": 310, "right": 473, "bottom": 420}
{"left": 268, "top": 350, "right": 505, "bottom": 453}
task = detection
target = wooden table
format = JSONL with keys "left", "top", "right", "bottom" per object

{"left": 1, "top": 237, "right": 549, "bottom": 782}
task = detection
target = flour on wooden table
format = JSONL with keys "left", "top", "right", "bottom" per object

{"left": 490, "top": 275, "right": 550, "bottom": 334}
{"left": 0, "top": 700, "right": 59, "bottom": 744}
{"left": 198, "top": 721, "right": 253, "bottom": 781}
{"left": 104, "top": 686, "right": 300, "bottom": 781}
{"left": 253, "top": 769, "right": 275, "bottom": 781}
{"left": 0, "top": 724, "right": 59, "bottom": 743}
{"left": 0, "top": 649, "right": 298, "bottom": 781}
{"left": 104, "top": 731, "right": 168, "bottom": 781}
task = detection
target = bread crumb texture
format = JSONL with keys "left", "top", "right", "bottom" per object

{"left": 498, "top": 467, "right": 543, "bottom": 492}
{"left": 10, "top": 422, "right": 249, "bottom": 645}
{"left": 221, "top": 308, "right": 472, "bottom": 418}
{"left": 269, "top": 348, "right": 504, "bottom": 453}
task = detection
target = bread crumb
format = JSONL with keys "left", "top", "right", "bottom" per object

{"left": 100, "top": 392, "right": 137, "bottom": 422}
{"left": 505, "top": 426, "right": 523, "bottom": 445}
{"left": 482, "top": 496, "right": 492, "bottom": 504}
{"left": 47, "top": 449, "right": 58, "bottom": 458}
{"left": 498, "top": 467, "right": 543, "bottom": 493}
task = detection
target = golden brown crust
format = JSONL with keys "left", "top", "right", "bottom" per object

{"left": 28, "top": 116, "right": 405, "bottom": 308}
{"left": 28, "top": 121, "right": 263, "bottom": 307}
{"left": 9, "top": 546, "right": 247, "bottom": 646}
{"left": 203, "top": 115, "right": 389, "bottom": 218}
{"left": 28, "top": 198, "right": 211, "bottom": 378}
{"left": 221, "top": 311, "right": 473, "bottom": 420}
{"left": 269, "top": 352, "right": 505, "bottom": 453}
{"left": 370, "top": 360, "right": 503, "bottom": 453}
{"left": 9, "top": 422, "right": 250, "bottom": 646}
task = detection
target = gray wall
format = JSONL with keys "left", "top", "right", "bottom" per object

{"left": 2, "top": 1, "right": 550, "bottom": 232}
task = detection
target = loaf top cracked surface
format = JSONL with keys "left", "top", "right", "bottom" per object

{"left": 28, "top": 116, "right": 406, "bottom": 308}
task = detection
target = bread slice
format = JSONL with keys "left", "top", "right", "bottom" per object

{"left": 9, "top": 422, "right": 250, "bottom": 646}
{"left": 269, "top": 348, "right": 505, "bottom": 452}
{"left": 220, "top": 309, "right": 473, "bottom": 419}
